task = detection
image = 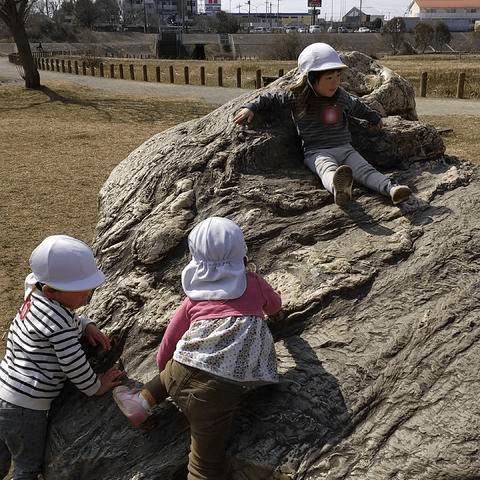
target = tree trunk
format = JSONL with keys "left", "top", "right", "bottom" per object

{"left": 0, "top": 0, "right": 41, "bottom": 89}
{"left": 12, "top": 22, "right": 40, "bottom": 88}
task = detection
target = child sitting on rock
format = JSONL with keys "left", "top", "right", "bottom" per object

{"left": 113, "top": 216, "right": 282, "bottom": 479}
{"left": 233, "top": 42, "right": 411, "bottom": 208}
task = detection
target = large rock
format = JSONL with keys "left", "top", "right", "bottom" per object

{"left": 44, "top": 51, "right": 479, "bottom": 479}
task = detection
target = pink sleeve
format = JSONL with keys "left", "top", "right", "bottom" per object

{"left": 156, "top": 299, "right": 191, "bottom": 371}
{"left": 253, "top": 273, "right": 282, "bottom": 316}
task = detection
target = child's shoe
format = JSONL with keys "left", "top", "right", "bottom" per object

{"left": 113, "top": 386, "right": 152, "bottom": 427}
{"left": 332, "top": 165, "right": 353, "bottom": 207}
{"left": 390, "top": 185, "right": 411, "bottom": 205}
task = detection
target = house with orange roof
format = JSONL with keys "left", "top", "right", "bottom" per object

{"left": 406, "top": 0, "right": 480, "bottom": 30}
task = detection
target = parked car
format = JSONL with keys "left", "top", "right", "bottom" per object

{"left": 337, "top": 26, "right": 348, "bottom": 33}
{"left": 358, "top": 26, "right": 371, "bottom": 32}
{"left": 309, "top": 25, "right": 322, "bottom": 33}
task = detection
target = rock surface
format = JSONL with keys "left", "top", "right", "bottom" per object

{"left": 44, "top": 51, "right": 480, "bottom": 479}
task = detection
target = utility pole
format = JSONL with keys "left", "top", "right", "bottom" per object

{"left": 143, "top": 0, "right": 148, "bottom": 33}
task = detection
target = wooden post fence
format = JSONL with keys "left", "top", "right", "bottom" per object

{"left": 218, "top": 66, "right": 223, "bottom": 87}
{"left": 420, "top": 72, "right": 427, "bottom": 97}
{"left": 457, "top": 72, "right": 466, "bottom": 99}
{"left": 236, "top": 67, "right": 241, "bottom": 88}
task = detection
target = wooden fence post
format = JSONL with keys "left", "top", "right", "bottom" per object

{"left": 218, "top": 66, "right": 223, "bottom": 87}
{"left": 110, "top": 64, "right": 115, "bottom": 79}
{"left": 420, "top": 71, "right": 427, "bottom": 97}
{"left": 55, "top": 59, "right": 60, "bottom": 71}
{"left": 74, "top": 60, "right": 78, "bottom": 75}
{"left": 456, "top": 71, "right": 466, "bottom": 99}
{"left": 68, "top": 60, "right": 72, "bottom": 74}
{"left": 236, "top": 67, "right": 241, "bottom": 88}
{"left": 61, "top": 59, "right": 65, "bottom": 73}
{"left": 82, "top": 61, "right": 86, "bottom": 76}
{"left": 256, "top": 69, "right": 261, "bottom": 89}
{"left": 129, "top": 64, "right": 135, "bottom": 80}
{"left": 119, "top": 64, "right": 124, "bottom": 79}
{"left": 169, "top": 65, "right": 174, "bottom": 83}
{"left": 278, "top": 68, "right": 284, "bottom": 77}
{"left": 184, "top": 66, "right": 189, "bottom": 84}
{"left": 50, "top": 59, "right": 55, "bottom": 71}
{"left": 100, "top": 63, "right": 104, "bottom": 77}
{"left": 90, "top": 65, "right": 95, "bottom": 77}
{"left": 156, "top": 66, "right": 161, "bottom": 82}
{"left": 200, "top": 66, "right": 206, "bottom": 85}
{"left": 143, "top": 65, "right": 148, "bottom": 81}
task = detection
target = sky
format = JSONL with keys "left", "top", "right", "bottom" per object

{"left": 226, "top": 0, "right": 412, "bottom": 20}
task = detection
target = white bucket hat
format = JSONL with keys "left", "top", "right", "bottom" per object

{"left": 298, "top": 42, "right": 347, "bottom": 75}
{"left": 28, "top": 235, "right": 105, "bottom": 292}
{"left": 181, "top": 217, "right": 247, "bottom": 301}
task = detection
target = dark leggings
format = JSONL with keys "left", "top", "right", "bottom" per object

{"left": 145, "top": 360, "right": 246, "bottom": 480}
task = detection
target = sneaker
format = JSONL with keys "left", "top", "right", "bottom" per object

{"left": 390, "top": 185, "right": 411, "bottom": 205}
{"left": 332, "top": 165, "right": 353, "bottom": 207}
{"left": 113, "top": 386, "right": 151, "bottom": 427}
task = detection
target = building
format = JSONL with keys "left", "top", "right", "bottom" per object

{"left": 406, "top": 0, "right": 480, "bottom": 30}
{"left": 204, "top": 0, "right": 221, "bottom": 15}
{"left": 118, "top": 0, "right": 198, "bottom": 31}
{"left": 342, "top": 7, "right": 384, "bottom": 28}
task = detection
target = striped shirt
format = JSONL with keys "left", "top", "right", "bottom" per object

{"left": 0, "top": 291, "right": 101, "bottom": 411}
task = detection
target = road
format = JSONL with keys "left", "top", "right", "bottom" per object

{"left": 1, "top": 55, "right": 480, "bottom": 115}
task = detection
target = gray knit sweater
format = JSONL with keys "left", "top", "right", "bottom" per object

{"left": 242, "top": 86, "right": 382, "bottom": 152}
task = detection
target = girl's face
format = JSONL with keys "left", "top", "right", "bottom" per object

{"left": 313, "top": 70, "right": 342, "bottom": 97}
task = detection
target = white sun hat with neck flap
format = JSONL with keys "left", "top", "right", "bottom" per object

{"left": 297, "top": 42, "right": 348, "bottom": 75}
{"left": 181, "top": 216, "right": 247, "bottom": 301}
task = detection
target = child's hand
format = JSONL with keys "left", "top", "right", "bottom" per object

{"left": 233, "top": 108, "right": 254, "bottom": 125}
{"left": 95, "top": 368, "right": 123, "bottom": 396}
{"left": 85, "top": 323, "right": 111, "bottom": 351}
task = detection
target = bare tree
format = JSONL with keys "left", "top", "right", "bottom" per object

{"left": 434, "top": 21, "right": 451, "bottom": 50}
{"left": 413, "top": 21, "right": 434, "bottom": 53}
{"left": 0, "top": 0, "right": 41, "bottom": 88}
{"left": 382, "top": 17, "right": 406, "bottom": 54}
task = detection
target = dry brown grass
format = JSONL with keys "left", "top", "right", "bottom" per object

{"left": 381, "top": 53, "right": 480, "bottom": 98}
{"left": 0, "top": 80, "right": 215, "bottom": 339}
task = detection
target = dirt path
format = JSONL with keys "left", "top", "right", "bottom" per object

{"left": 2, "top": 56, "right": 480, "bottom": 115}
